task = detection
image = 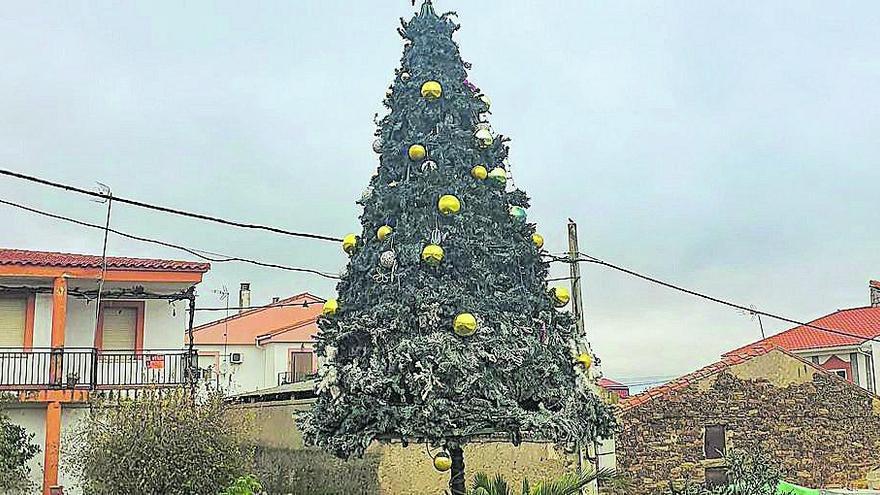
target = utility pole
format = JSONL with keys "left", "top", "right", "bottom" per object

{"left": 567, "top": 219, "right": 593, "bottom": 494}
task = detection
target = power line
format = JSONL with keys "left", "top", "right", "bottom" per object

{"left": 0, "top": 198, "right": 340, "bottom": 280}
{"left": 546, "top": 252, "right": 880, "bottom": 345}
{"left": 0, "top": 168, "right": 343, "bottom": 243}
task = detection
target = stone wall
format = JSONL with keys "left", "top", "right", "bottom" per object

{"left": 230, "top": 400, "right": 580, "bottom": 494}
{"left": 617, "top": 369, "right": 880, "bottom": 494}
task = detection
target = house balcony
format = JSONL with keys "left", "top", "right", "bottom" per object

{"left": 277, "top": 370, "right": 316, "bottom": 387}
{"left": 0, "top": 347, "right": 196, "bottom": 391}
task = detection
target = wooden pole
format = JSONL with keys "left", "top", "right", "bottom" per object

{"left": 567, "top": 219, "right": 592, "bottom": 494}
{"left": 449, "top": 445, "right": 466, "bottom": 495}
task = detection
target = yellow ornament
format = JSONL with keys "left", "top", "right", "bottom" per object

{"left": 377, "top": 225, "right": 393, "bottom": 241}
{"left": 552, "top": 287, "right": 571, "bottom": 307}
{"left": 433, "top": 452, "right": 452, "bottom": 472}
{"left": 322, "top": 299, "right": 339, "bottom": 316}
{"left": 421, "top": 80, "right": 443, "bottom": 100}
{"left": 471, "top": 165, "right": 488, "bottom": 180}
{"left": 453, "top": 313, "right": 478, "bottom": 337}
{"left": 475, "top": 128, "right": 494, "bottom": 149}
{"left": 408, "top": 144, "right": 427, "bottom": 161}
{"left": 342, "top": 234, "right": 358, "bottom": 255}
{"left": 532, "top": 233, "right": 545, "bottom": 250}
{"left": 576, "top": 353, "right": 593, "bottom": 369}
{"left": 421, "top": 244, "right": 445, "bottom": 266}
{"left": 438, "top": 195, "right": 461, "bottom": 215}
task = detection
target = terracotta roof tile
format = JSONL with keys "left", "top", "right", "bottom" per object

{"left": 727, "top": 306, "right": 880, "bottom": 354}
{"left": 0, "top": 248, "right": 210, "bottom": 273}
{"left": 621, "top": 342, "right": 779, "bottom": 412}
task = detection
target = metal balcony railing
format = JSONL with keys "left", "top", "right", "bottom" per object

{"left": 0, "top": 348, "right": 195, "bottom": 391}
{"left": 277, "top": 371, "right": 315, "bottom": 387}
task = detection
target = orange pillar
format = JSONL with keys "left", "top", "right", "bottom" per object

{"left": 50, "top": 277, "right": 67, "bottom": 348}
{"left": 42, "top": 401, "right": 62, "bottom": 494}
{"left": 44, "top": 277, "right": 67, "bottom": 494}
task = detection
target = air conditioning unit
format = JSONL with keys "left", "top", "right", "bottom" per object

{"left": 229, "top": 353, "right": 243, "bottom": 365}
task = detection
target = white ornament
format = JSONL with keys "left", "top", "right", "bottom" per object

{"left": 372, "top": 138, "right": 384, "bottom": 153}
{"left": 401, "top": 72, "right": 411, "bottom": 82}
{"left": 421, "top": 160, "right": 438, "bottom": 173}
{"left": 379, "top": 250, "right": 398, "bottom": 269}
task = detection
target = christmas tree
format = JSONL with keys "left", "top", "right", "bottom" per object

{"left": 300, "top": 2, "right": 614, "bottom": 493}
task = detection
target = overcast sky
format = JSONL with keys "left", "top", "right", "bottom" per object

{"left": 1, "top": 1, "right": 878, "bottom": 384}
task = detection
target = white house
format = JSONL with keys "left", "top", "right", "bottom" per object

{"left": 0, "top": 248, "right": 210, "bottom": 495}
{"left": 193, "top": 285, "right": 323, "bottom": 396}
{"left": 728, "top": 280, "right": 880, "bottom": 394}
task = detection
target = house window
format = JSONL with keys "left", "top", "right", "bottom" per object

{"left": 290, "top": 351, "right": 314, "bottom": 382}
{"left": 0, "top": 297, "right": 27, "bottom": 347}
{"left": 830, "top": 369, "right": 848, "bottom": 380}
{"left": 704, "top": 425, "right": 726, "bottom": 460}
{"left": 97, "top": 302, "right": 144, "bottom": 351}
{"left": 705, "top": 467, "right": 729, "bottom": 488}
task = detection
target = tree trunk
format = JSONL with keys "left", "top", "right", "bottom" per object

{"left": 449, "top": 445, "right": 466, "bottom": 495}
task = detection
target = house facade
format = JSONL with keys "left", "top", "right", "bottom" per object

{"left": 617, "top": 343, "right": 880, "bottom": 493}
{"left": 0, "top": 248, "right": 210, "bottom": 494}
{"left": 193, "top": 286, "right": 323, "bottom": 396}
{"left": 727, "top": 281, "right": 880, "bottom": 393}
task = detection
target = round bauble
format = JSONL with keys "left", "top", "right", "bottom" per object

{"left": 421, "top": 244, "right": 445, "bottom": 266}
{"left": 322, "top": 299, "right": 339, "bottom": 316}
{"left": 342, "top": 234, "right": 358, "bottom": 255}
{"left": 438, "top": 195, "right": 461, "bottom": 215}
{"left": 377, "top": 225, "right": 393, "bottom": 241}
{"left": 576, "top": 353, "right": 593, "bottom": 369}
{"left": 408, "top": 144, "right": 427, "bottom": 161}
{"left": 372, "top": 138, "right": 384, "bottom": 154}
{"left": 401, "top": 72, "right": 411, "bottom": 82}
{"left": 453, "top": 313, "right": 478, "bottom": 337}
{"left": 471, "top": 165, "right": 488, "bottom": 180}
{"left": 509, "top": 206, "right": 527, "bottom": 223}
{"left": 552, "top": 287, "right": 571, "bottom": 308}
{"left": 532, "top": 233, "right": 545, "bottom": 250}
{"left": 474, "top": 126, "right": 494, "bottom": 149}
{"left": 421, "top": 80, "right": 443, "bottom": 100}
{"left": 488, "top": 167, "right": 507, "bottom": 186}
{"left": 478, "top": 93, "right": 492, "bottom": 109}
{"left": 433, "top": 452, "right": 452, "bottom": 472}
{"left": 379, "top": 250, "right": 397, "bottom": 269}
{"left": 421, "top": 160, "right": 438, "bottom": 173}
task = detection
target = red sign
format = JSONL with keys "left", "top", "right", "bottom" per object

{"left": 147, "top": 355, "right": 165, "bottom": 370}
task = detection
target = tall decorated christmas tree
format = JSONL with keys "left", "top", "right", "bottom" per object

{"left": 301, "top": 2, "right": 614, "bottom": 493}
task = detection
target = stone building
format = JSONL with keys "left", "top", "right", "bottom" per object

{"left": 617, "top": 343, "right": 880, "bottom": 494}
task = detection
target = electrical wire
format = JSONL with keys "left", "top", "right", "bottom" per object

{"left": 0, "top": 168, "right": 343, "bottom": 243}
{"left": 0, "top": 198, "right": 340, "bottom": 280}
{"left": 545, "top": 252, "right": 880, "bottom": 345}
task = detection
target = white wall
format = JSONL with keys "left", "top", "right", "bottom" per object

{"left": 143, "top": 300, "right": 186, "bottom": 349}
{"left": 4, "top": 405, "right": 45, "bottom": 494}
{"left": 198, "top": 344, "right": 266, "bottom": 395}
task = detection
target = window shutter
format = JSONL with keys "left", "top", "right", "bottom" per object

{"left": 291, "top": 352, "right": 313, "bottom": 381}
{"left": 0, "top": 298, "right": 26, "bottom": 347}
{"left": 704, "top": 425, "right": 726, "bottom": 459}
{"left": 102, "top": 307, "right": 137, "bottom": 350}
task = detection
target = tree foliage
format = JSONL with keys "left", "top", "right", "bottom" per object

{"left": 667, "top": 449, "right": 783, "bottom": 495}
{"left": 66, "top": 392, "right": 254, "bottom": 495}
{"left": 300, "top": 0, "right": 614, "bottom": 462}
{"left": 469, "top": 468, "right": 617, "bottom": 495}
{"left": 0, "top": 402, "right": 39, "bottom": 493}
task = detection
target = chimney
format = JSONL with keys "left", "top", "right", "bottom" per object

{"left": 239, "top": 283, "right": 251, "bottom": 313}
{"left": 871, "top": 281, "right": 880, "bottom": 307}
{"left": 272, "top": 297, "right": 280, "bottom": 304}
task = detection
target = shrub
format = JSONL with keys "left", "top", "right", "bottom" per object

{"left": 0, "top": 402, "right": 39, "bottom": 493}
{"left": 666, "top": 448, "right": 783, "bottom": 495}
{"left": 252, "top": 446, "right": 381, "bottom": 495}
{"left": 66, "top": 391, "right": 255, "bottom": 495}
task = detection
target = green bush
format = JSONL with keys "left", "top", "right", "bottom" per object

{"left": 252, "top": 446, "right": 381, "bottom": 495}
{"left": 666, "top": 448, "right": 783, "bottom": 495}
{"left": 0, "top": 403, "right": 39, "bottom": 493}
{"left": 66, "top": 391, "right": 255, "bottom": 495}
